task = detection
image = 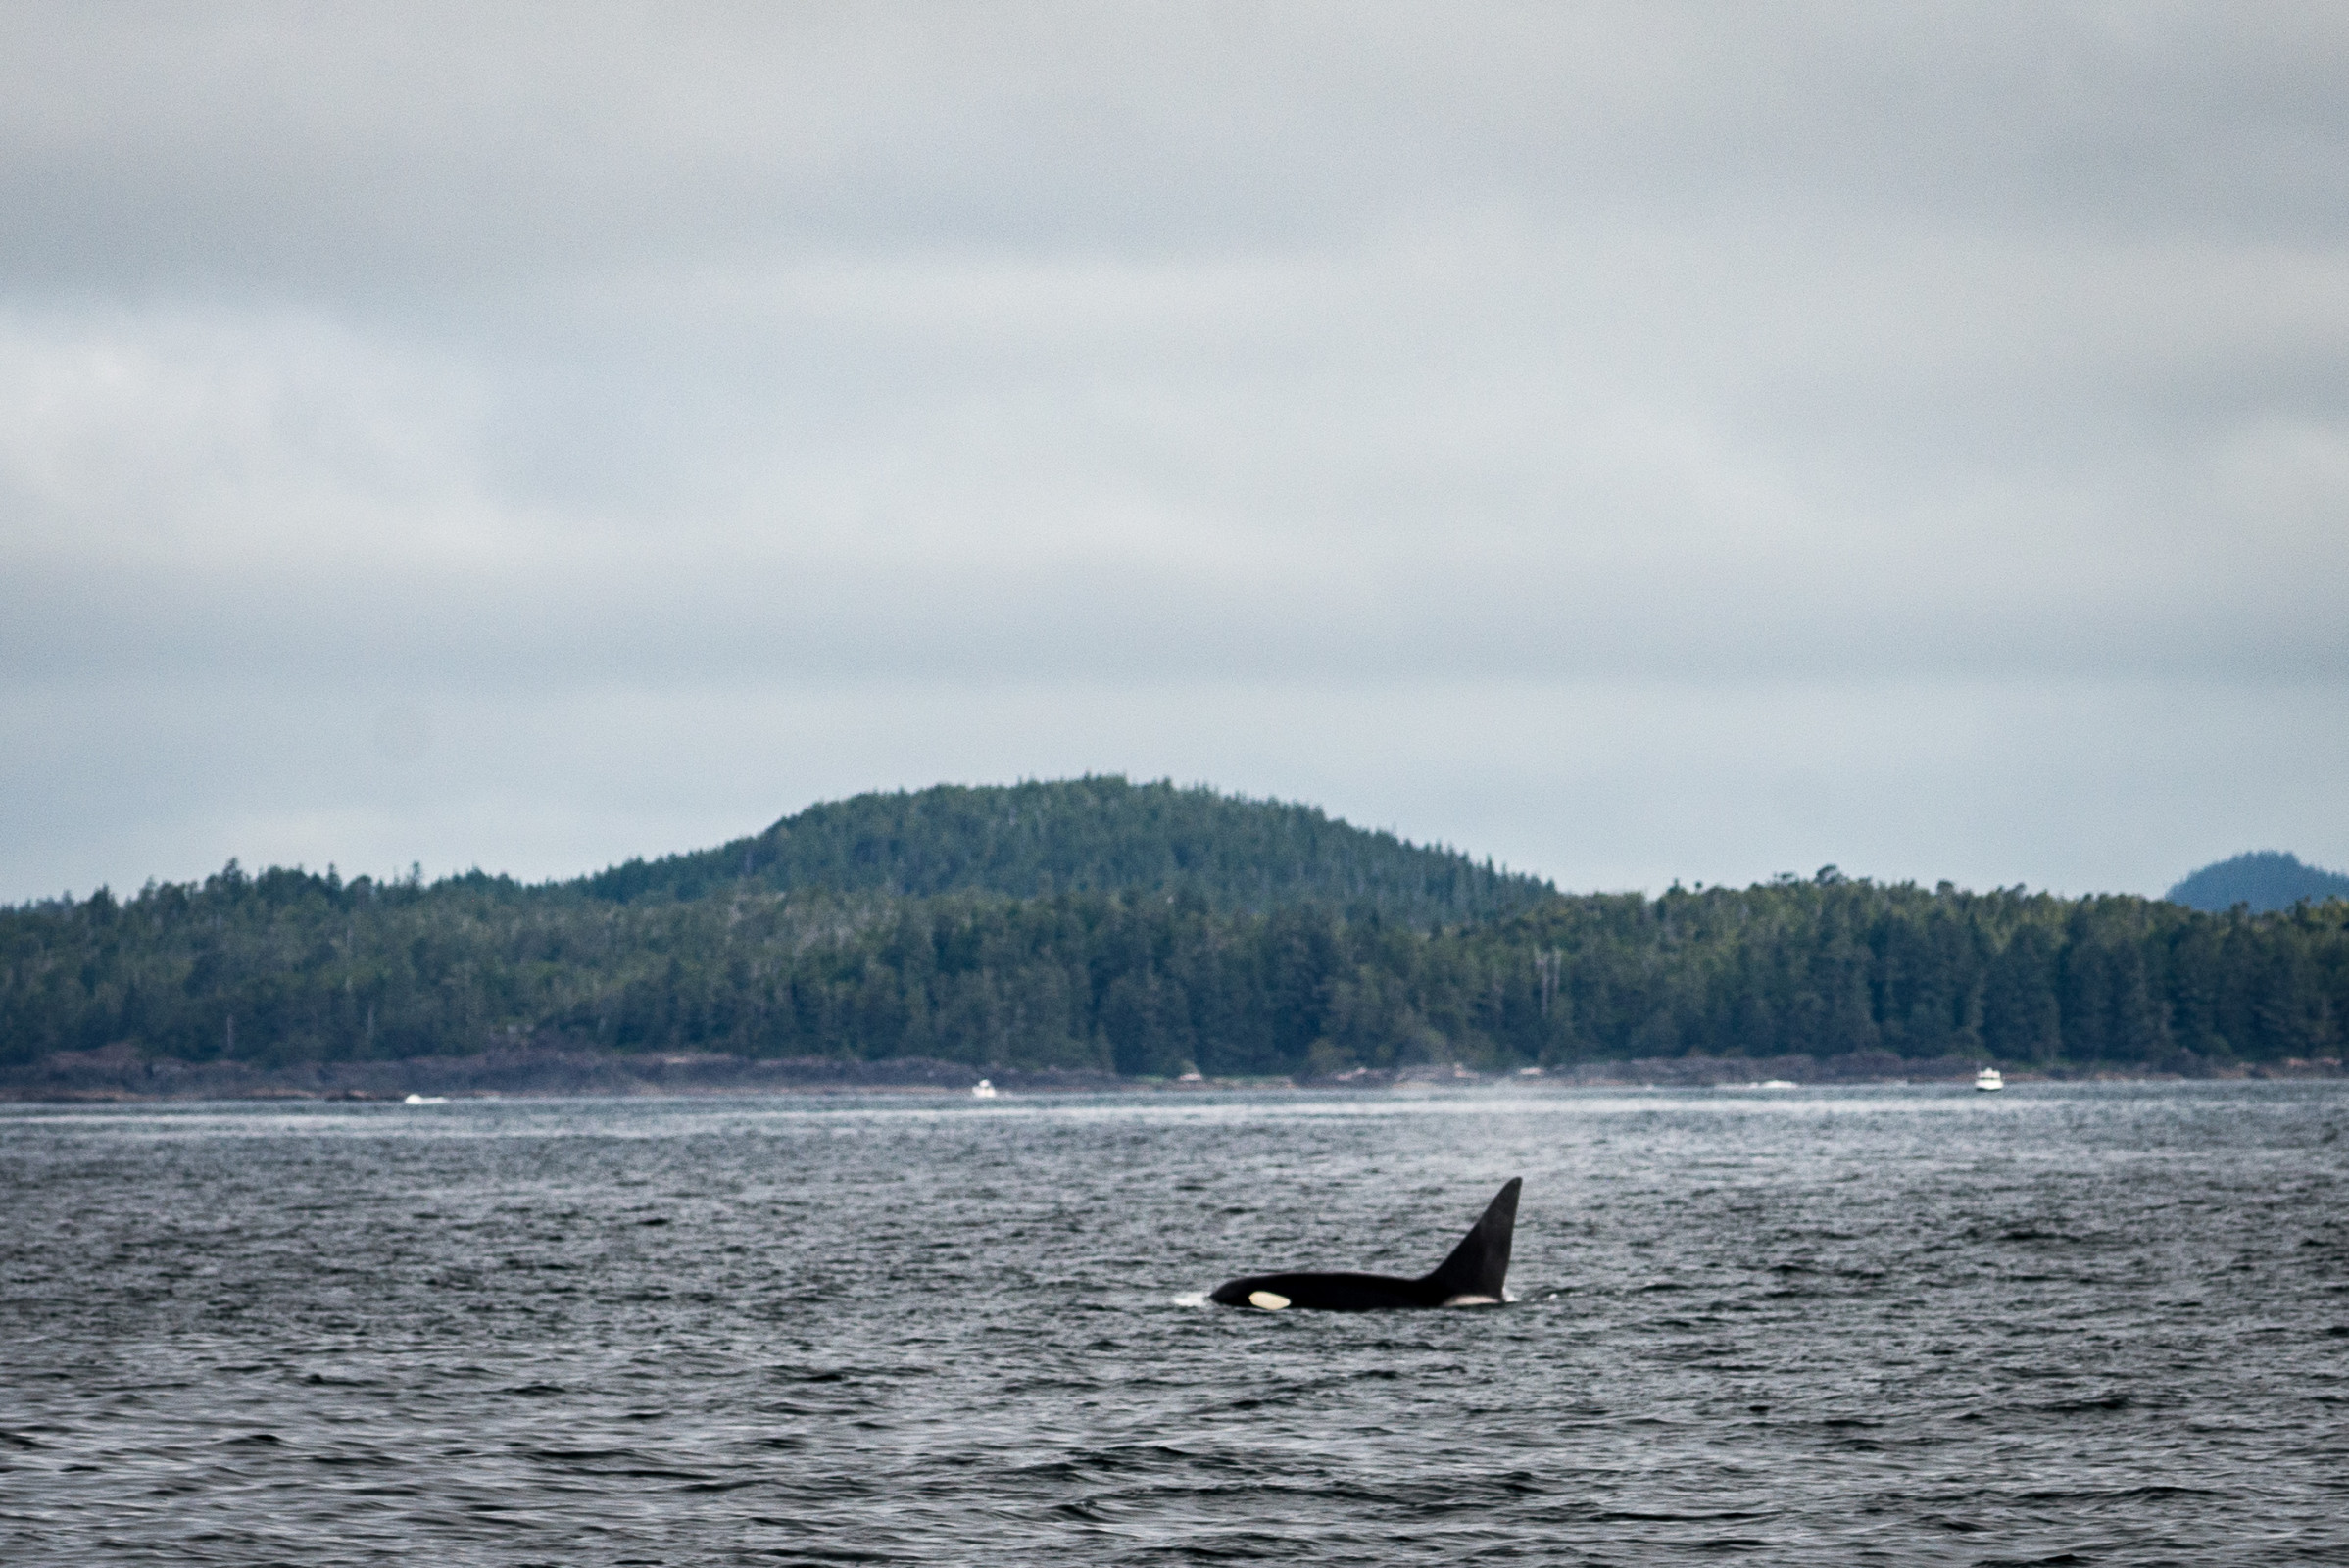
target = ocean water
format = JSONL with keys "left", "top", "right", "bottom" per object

{"left": 2, "top": 1083, "right": 2344, "bottom": 1565}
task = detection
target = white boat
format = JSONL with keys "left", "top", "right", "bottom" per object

{"left": 402, "top": 1093, "right": 449, "bottom": 1105}
{"left": 1974, "top": 1066, "right": 2004, "bottom": 1093}
{"left": 970, "top": 1078, "right": 999, "bottom": 1100}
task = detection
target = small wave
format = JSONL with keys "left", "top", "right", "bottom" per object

{"left": 2031, "top": 1393, "right": 2133, "bottom": 1413}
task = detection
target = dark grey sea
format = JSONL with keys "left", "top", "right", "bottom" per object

{"left": 4, "top": 1083, "right": 2344, "bottom": 1565}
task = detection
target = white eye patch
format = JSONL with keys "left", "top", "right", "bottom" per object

{"left": 1247, "top": 1290, "right": 1291, "bottom": 1310}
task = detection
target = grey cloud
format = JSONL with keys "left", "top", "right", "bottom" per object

{"left": 1, "top": 2, "right": 2344, "bottom": 901}
{"left": 5, "top": 4, "right": 2348, "bottom": 294}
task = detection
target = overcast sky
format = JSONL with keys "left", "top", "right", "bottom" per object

{"left": 4, "top": 2, "right": 2344, "bottom": 903}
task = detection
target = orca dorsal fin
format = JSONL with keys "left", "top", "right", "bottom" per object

{"left": 1422, "top": 1177, "right": 1521, "bottom": 1299}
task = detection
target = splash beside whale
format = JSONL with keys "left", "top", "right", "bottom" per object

{"left": 1209, "top": 1178, "right": 1521, "bottom": 1311}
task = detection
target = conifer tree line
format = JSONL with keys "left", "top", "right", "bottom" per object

{"left": 5, "top": 858, "right": 2342, "bottom": 1076}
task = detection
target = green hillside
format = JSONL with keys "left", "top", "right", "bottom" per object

{"left": 577, "top": 777, "right": 1551, "bottom": 923}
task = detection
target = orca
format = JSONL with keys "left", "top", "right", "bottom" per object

{"left": 1209, "top": 1178, "right": 1521, "bottom": 1311}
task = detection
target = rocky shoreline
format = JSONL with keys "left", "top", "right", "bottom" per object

{"left": 0, "top": 1044, "right": 1117, "bottom": 1102}
{"left": 4, "top": 1042, "right": 2338, "bottom": 1102}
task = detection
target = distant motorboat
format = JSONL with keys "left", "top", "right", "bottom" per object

{"left": 1974, "top": 1067, "right": 2004, "bottom": 1093}
{"left": 402, "top": 1093, "right": 449, "bottom": 1105}
{"left": 971, "top": 1079, "right": 999, "bottom": 1100}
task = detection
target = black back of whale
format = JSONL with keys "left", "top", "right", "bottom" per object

{"left": 1209, "top": 1178, "right": 1521, "bottom": 1311}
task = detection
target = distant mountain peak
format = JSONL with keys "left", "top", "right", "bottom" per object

{"left": 2166, "top": 851, "right": 2349, "bottom": 913}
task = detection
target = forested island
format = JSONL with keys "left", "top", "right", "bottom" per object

{"left": 4, "top": 778, "right": 2345, "bottom": 1096}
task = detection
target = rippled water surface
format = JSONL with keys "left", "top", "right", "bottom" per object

{"left": 4, "top": 1084, "right": 2346, "bottom": 1564}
